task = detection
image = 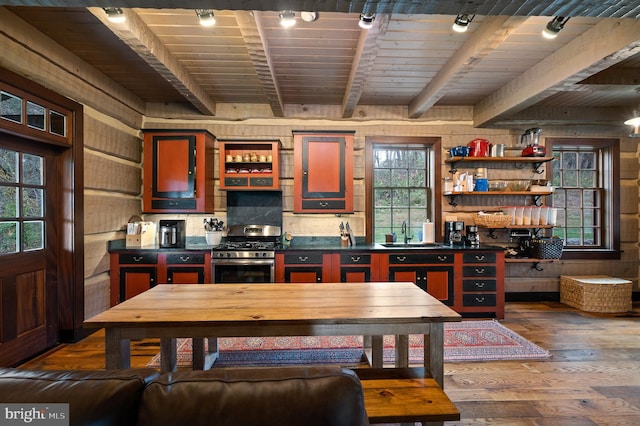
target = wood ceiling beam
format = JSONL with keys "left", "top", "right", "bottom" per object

{"left": 579, "top": 67, "right": 640, "bottom": 85}
{"left": 488, "top": 106, "right": 632, "bottom": 127}
{"left": 341, "top": 14, "right": 390, "bottom": 118}
{"left": 474, "top": 18, "right": 640, "bottom": 127}
{"left": 235, "top": 10, "right": 284, "bottom": 117}
{"left": 87, "top": 7, "right": 216, "bottom": 116}
{"left": 408, "top": 16, "right": 527, "bottom": 119}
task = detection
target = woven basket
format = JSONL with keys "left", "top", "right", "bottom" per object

{"left": 530, "top": 237, "right": 563, "bottom": 259}
{"left": 560, "top": 275, "right": 632, "bottom": 313}
{"left": 473, "top": 213, "right": 512, "bottom": 228}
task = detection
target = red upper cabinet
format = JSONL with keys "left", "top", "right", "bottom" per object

{"left": 293, "top": 131, "right": 354, "bottom": 213}
{"left": 142, "top": 129, "right": 215, "bottom": 213}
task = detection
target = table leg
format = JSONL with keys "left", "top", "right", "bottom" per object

{"left": 192, "top": 338, "right": 205, "bottom": 370}
{"left": 428, "top": 323, "right": 444, "bottom": 388}
{"left": 105, "top": 328, "right": 129, "bottom": 370}
{"left": 160, "top": 338, "right": 177, "bottom": 373}
{"left": 365, "top": 335, "right": 384, "bottom": 368}
{"left": 395, "top": 335, "right": 409, "bottom": 367}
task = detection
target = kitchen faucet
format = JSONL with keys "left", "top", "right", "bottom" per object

{"left": 401, "top": 221, "right": 412, "bottom": 244}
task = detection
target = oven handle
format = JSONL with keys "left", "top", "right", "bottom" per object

{"left": 211, "top": 259, "right": 275, "bottom": 266}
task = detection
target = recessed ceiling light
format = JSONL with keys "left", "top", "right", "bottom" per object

{"left": 301, "top": 11, "right": 318, "bottom": 22}
{"left": 196, "top": 9, "right": 216, "bottom": 27}
{"left": 359, "top": 14, "right": 375, "bottom": 29}
{"left": 279, "top": 10, "right": 296, "bottom": 28}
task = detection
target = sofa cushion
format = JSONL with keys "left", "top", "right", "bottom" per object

{"left": 0, "top": 368, "right": 160, "bottom": 426}
{"left": 138, "top": 366, "right": 369, "bottom": 426}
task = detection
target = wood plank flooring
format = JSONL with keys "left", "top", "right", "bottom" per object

{"left": 17, "top": 301, "right": 640, "bottom": 425}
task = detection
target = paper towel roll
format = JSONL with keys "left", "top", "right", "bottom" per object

{"left": 422, "top": 221, "right": 435, "bottom": 244}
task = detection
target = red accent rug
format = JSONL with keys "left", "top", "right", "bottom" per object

{"left": 147, "top": 319, "right": 551, "bottom": 368}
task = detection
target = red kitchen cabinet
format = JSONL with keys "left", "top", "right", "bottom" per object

{"left": 293, "top": 131, "right": 354, "bottom": 213}
{"left": 142, "top": 129, "right": 215, "bottom": 213}
{"left": 218, "top": 139, "right": 281, "bottom": 190}
{"left": 109, "top": 252, "right": 158, "bottom": 306}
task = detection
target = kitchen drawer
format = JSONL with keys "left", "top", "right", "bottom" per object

{"left": 341, "top": 254, "right": 371, "bottom": 265}
{"left": 462, "top": 279, "right": 497, "bottom": 292}
{"left": 462, "top": 265, "right": 496, "bottom": 277}
{"left": 224, "top": 176, "right": 249, "bottom": 187}
{"left": 151, "top": 199, "right": 197, "bottom": 210}
{"left": 250, "top": 177, "right": 274, "bottom": 187}
{"left": 462, "top": 294, "right": 497, "bottom": 307}
{"left": 463, "top": 252, "right": 496, "bottom": 264}
{"left": 165, "top": 253, "right": 205, "bottom": 264}
{"left": 389, "top": 253, "right": 454, "bottom": 264}
{"left": 119, "top": 253, "right": 158, "bottom": 264}
{"left": 301, "top": 199, "right": 346, "bottom": 210}
{"left": 284, "top": 253, "right": 324, "bottom": 264}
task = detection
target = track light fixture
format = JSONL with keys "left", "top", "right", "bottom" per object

{"left": 624, "top": 117, "right": 640, "bottom": 138}
{"left": 452, "top": 14, "right": 474, "bottom": 33}
{"left": 104, "top": 7, "right": 125, "bottom": 24}
{"left": 195, "top": 9, "right": 216, "bottom": 27}
{"left": 359, "top": 14, "right": 375, "bottom": 29}
{"left": 279, "top": 10, "right": 296, "bottom": 28}
{"left": 542, "top": 16, "right": 570, "bottom": 39}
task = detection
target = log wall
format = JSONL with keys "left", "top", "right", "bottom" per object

{"left": 0, "top": 7, "right": 637, "bottom": 318}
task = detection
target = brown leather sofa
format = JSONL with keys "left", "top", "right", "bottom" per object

{"left": 0, "top": 366, "right": 369, "bottom": 426}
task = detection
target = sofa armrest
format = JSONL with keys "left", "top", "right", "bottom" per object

{"left": 0, "top": 368, "right": 160, "bottom": 426}
{"left": 138, "top": 366, "right": 369, "bottom": 426}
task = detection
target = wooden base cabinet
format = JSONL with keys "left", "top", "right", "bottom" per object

{"left": 142, "top": 129, "right": 215, "bottom": 213}
{"left": 110, "top": 251, "right": 211, "bottom": 306}
{"left": 386, "top": 252, "right": 455, "bottom": 306}
{"left": 456, "top": 251, "right": 505, "bottom": 318}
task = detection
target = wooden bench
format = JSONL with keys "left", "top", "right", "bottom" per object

{"left": 354, "top": 368, "right": 460, "bottom": 425}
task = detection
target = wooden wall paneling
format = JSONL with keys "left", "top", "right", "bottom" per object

{"left": 84, "top": 151, "right": 141, "bottom": 195}
{"left": 83, "top": 275, "right": 110, "bottom": 320}
{"left": 84, "top": 195, "right": 141, "bottom": 235}
{"left": 84, "top": 115, "right": 142, "bottom": 162}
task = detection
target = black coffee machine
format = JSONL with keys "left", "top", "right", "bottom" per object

{"left": 466, "top": 225, "right": 480, "bottom": 247}
{"left": 444, "top": 221, "right": 465, "bottom": 245}
{"left": 159, "top": 219, "right": 186, "bottom": 248}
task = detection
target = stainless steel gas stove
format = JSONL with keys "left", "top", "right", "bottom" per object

{"left": 211, "top": 225, "right": 281, "bottom": 282}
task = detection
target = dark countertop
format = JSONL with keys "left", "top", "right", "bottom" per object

{"left": 108, "top": 237, "right": 504, "bottom": 253}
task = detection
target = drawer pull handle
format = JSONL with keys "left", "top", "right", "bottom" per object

{"left": 396, "top": 256, "right": 407, "bottom": 262}
{"left": 351, "top": 256, "right": 361, "bottom": 262}
{"left": 180, "top": 256, "right": 190, "bottom": 262}
{"left": 133, "top": 256, "right": 143, "bottom": 262}
{"left": 475, "top": 255, "right": 485, "bottom": 261}
{"left": 438, "top": 256, "right": 448, "bottom": 262}
{"left": 319, "top": 202, "right": 329, "bottom": 207}
{"left": 475, "top": 268, "right": 485, "bottom": 274}
{"left": 298, "top": 256, "right": 309, "bottom": 262}
{"left": 476, "top": 282, "right": 485, "bottom": 288}
{"left": 475, "top": 297, "right": 485, "bottom": 303}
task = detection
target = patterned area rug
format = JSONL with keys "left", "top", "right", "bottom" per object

{"left": 147, "top": 319, "right": 551, "bottom": 368}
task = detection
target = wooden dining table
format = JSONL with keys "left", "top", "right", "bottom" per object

{"left": 84, "top": 282, "right": 461, "bottom": 386}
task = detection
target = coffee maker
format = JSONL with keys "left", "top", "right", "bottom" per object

{"left": 444, "top": 221, "right": 465, "bottom": 245}
{"left": 159, "top": 219, "right": 186, "bottom": 248}
{"left": 466, "top": 225, "right": 480, "bottom": 247}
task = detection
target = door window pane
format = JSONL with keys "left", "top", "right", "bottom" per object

{"left": 22, "top": 153, "right": 44, "bottom": 185}
{"left": 0, "top": 148, "right": 18, "bottom": 183}
{"left": 26, "top": 101, "right": 46, "bottom": 131}
{"left": 0, "top": 221, "right": 19, "bottom": 254}
{"left": 1, "top": 91, "right": 22, "bottom": 124}
{"left": 49, "top": 110, "right": 67, "bottom": 137}
{"left": 0, "top": 186, "right": 18, "bottom": 218}
{"left": 22, "top": 188, "right": 44, "bottom": 217}
{"left": 23, "top": 220, "right": 44, "bottom": 251}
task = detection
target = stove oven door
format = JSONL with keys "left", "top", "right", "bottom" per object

{"left": 212, "top": 259, "right": 275, "bottom": 283}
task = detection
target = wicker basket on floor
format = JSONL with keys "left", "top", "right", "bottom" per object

{"left": 560, "top": 275, "right": 632, "bottom": 313}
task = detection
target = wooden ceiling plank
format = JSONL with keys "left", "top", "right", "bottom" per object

{"left": 234, "top": 10, "right": 284, "bottom": 117}
{"left": 474, "top": 18, "right": 640, "bottom": 127}
{"left": 341, "top": 14, "right": 391, "bottom": 118}
{"left": 408, "top": 16, "right": 528, "bottom": 118}
{"left": 87, "top": 7, "right": 216, "bottom": 116}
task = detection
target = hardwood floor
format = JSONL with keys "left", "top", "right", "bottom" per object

{"left": 17, "top": 301, "right": 640, "bottom": 425}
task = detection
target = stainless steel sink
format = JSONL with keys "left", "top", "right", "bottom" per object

{"left": 380, "top": 242, "right": 445, "bottom": 248}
